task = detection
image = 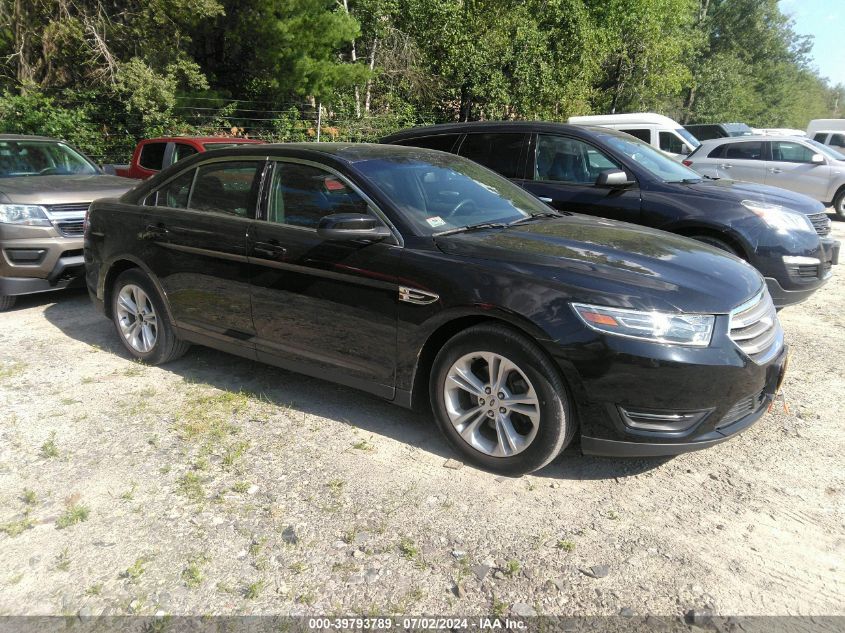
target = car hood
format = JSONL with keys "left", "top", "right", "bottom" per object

{"left": 678, "top": 179, "right": 825, "bottom": 214}
{"left": 434, "top": 215, "right": 764, "bottom": 314}
{"left": 0, "top": 175, "right": 136, "bottom": 205}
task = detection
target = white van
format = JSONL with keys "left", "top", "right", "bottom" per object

{"left": 567, "top": 113, "right": 700, "bottom": 158}
{"left": 806, "top": 119, "right": 845, "bottom": 138}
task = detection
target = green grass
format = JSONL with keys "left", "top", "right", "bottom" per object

{"left": 352, "top": 439, "right": 374, "bottom": 451}
{"left": 182, "top": 555, "right": 208, "bottom": 588}
{"left": 244, "top": 579, "right": 264, "bottom": 600}
{"left": 398, "top": 537, "right": 420, "bottom": 561}
{"left": 1, "top": 517, "right": 34, "bottom": 537}
{"left": 56, "top": 504, "right": 89, "bottom": 529}
{"left": 178, "top": 390, "right": 252, "bottom": 440}
{"left": 85, "top": 583, "right": 103, "bottom": 596}
{"left": 504, "top": 559, "right": 521, "bottom": 578}
{"left": 40, "top": 432, "right": 59, "bottom": 458}
{"left": 123, "top": 557, "right": 147, "bottom": 580}
{"left": 21, "top": 489, "right": 37, "bottom": 505}
{"left": 556, "top": 538, "right": 576, "bottom": 552}
{"left": 231, "top": 481, "right": 250, "bottom": 494}
{"left": 178, "top": 472, "right": 205, "bottom": 502}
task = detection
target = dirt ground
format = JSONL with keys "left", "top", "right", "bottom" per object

{"left": 0, "top": 219, "right": 843, "bottom": 620}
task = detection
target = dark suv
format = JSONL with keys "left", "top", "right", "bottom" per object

{"left": 382, "top": 122, "right": 840, "bottom": 308}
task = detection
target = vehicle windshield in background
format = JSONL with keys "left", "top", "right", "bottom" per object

{"left": 725, "top": 123, "right": 754, "bottom": 136}
{"left": 0, "top": 141, "right": 99, "bottom": 178}
{"left": 354, "top": 152, "right": 550, "bottom": 235}
{"left": 599, "top": 132, "right": 704, "bottom": 183}
{"left": 807, "top": 138, "right": 845, "bottom": 161}
{"left": 676, "top": 128, "right": 701, "bottom": 148}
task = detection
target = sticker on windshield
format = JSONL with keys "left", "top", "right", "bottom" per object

{"left": 426, "top": 216, "right": 446, "bottom": 228}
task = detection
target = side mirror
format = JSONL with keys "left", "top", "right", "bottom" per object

{"left": 811, "top": 153, "right": 825, "bottom": 164}
{"left": 595, "top": 169, "right": 634, "bottom": 188}
{"left": 317, "top": 213, "right": 392, "bottom": 241}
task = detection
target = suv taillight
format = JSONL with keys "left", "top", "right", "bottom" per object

{"left": 682, "top": 159, "right": 693, "bottom": 167}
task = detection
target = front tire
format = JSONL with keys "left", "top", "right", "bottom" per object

{"left": 834, "top": 187, "right": 845, "bottom": 219}
{"left": 430, "top": 323, "right": 574, "bottom": 476}
{"left": 0, "top": 295, "right": 16, "bottom": 312}
{"left": 689, "top": 234, "right": 743, "bottom": 258}
{"left": 111, "top": 269, "right": 189, "bottom": 365}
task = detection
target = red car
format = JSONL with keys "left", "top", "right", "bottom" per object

{"left": 112, "top": 136, "right": 266, "bottom": 180}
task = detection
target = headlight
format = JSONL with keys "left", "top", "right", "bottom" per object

{"left": 0, "top": 204, "right": 51, "bottom": 227}
{"left": 572, "top": 303, "right": 715, "bottom": 346}
{"left": 741, "top": 200, "right": 815, "bottom": 234}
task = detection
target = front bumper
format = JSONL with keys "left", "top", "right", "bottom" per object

{"left": 1, "top": 228, "right": 85, "bottom": 297}
{"left": 758, "top": 238, "right": 839, "bottom": 308}
{"left": 548, "top": 323, "right": 788, "bottom": 457}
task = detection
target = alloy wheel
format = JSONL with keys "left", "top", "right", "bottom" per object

{"left": 116, "top": 284, "right": 158, "bottom": 354}
{"left": 443, "top": 352, "right": 541, "bottom": 457}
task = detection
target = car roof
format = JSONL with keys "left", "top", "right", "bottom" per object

{"left": 568, "top": 112, "right": 681, "bottom": 127}
{"left": 697, "top": 134, "right": 809, "bottom": 146}
{"left": 144, "top": 136, "right": 266, "bottom": 144}
{"left": 381, "top": 120, "right": 623, "bottom": 142}
{"left": 0, "top": 134, "right": 63, "bottom": 142}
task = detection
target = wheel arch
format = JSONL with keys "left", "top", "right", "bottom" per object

{"left": 407, "top": 309, "right": 567, "bottom": 413}
{"left": 670, "top": 223, "right": 750, "bottom": 260}
{"left": 101, "top": 256, "right": 174, "bottom": 322}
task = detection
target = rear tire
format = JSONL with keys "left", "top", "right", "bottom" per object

{"left": 834, "top": 188, "right": 845, "bottom": 219}
{"left": 689, "top": 234, "right": 742, "bottom": 258}
{"left": 429, "top": 323, "right": 574, "bottom": 476}
{"left": 111, "top": 269, "right": 190, "bottom": 365}
{"left": 0, "top": 295, "right": 16, "bottom": 312}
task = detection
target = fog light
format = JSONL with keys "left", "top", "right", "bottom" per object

{"left": 618, "top": 406, "right": 711, "bottom": 432}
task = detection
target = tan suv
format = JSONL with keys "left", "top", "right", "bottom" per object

{"left": 0, "top": 135, "right": 135, "bottom": 310}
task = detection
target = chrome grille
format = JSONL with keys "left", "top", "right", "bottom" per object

{"left": 44, "top": 203, "right": 89, "bottom": 238}
{"left": 55, "top": 220, "right": 84, "bottom": 237}
{"left": 728, "top": 288, "right": 782, "bottom": 364}
{"left": 718, "top": 389, "right": 766, "bottom": 429}
{"left": 807, "top": 212, "right": 831, "bottom": 237}
{"left": 45, "top": 203, "right": 91, "bottom": 215}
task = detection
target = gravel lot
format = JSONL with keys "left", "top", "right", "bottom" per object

{"left": 0, "top": 219, "right": 843, "bottom": 620}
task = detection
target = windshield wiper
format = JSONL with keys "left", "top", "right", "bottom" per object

{"left": 508, "top": 211, "right": 564, "bottom": 226}
{"left": 432, "top": 222, "right": 508, "bottom": 237}
{"left": 667, "top": 178, "right": 703, "bottom": 184}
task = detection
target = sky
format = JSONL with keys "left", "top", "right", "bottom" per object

{"left": 779, "top": 0, "right": 845, "bottom": 87}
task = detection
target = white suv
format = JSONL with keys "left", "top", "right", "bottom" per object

{"left": 684, "top": 136, "right": 845, "bottom": 217}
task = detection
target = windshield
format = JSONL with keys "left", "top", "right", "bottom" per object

{"left": 676, "top": 128, "right": 701, "bottom": 148}
{"left": 0, "top": 140, "right": 99, "bottom": 177}
{"left": 807, "top": 138, "right": 845, "bottom": 161}
{"left": 597, "top": 131, "right": 703, "bottom": 182}
{"left": 354, "top": 151, "right": 551, "bottom": 235}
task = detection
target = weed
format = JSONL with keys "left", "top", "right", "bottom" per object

{"left": 0, "top": 361, "right": 26, "bottom": 380}
{"left": 120, "top": 483, "right": 137, "bottom": 501}
{"left": 123, "top": 364, "right": 144, "bottom": 377}
{"left": 326, "top": 479, "right": 345, "bottom": 493}
{"left": 21, "top": 489, "right": 37, "bottom": 505}
{"left": 192, "top": 457, "right": 209, "bottom": 471}
{"left": 40, "top": 432, "right": 59, "bottom": 458}
{"left": 178, "top": 472, "right": 205, "bottom": 502}
{"left": 296, "top": 591, "right": 316, "bottom": 605}
{"left": 1, "top": 517, "right": 34, "bottom": 537}
{"left": 81, "top": 376, "right": 95, "bottom": 385}
{"left": 232, "top": 481, "right": 250, "bottom": 494}
{"left": 56, "top": 504, "right": 89, "bottom": 529}
{"left": 55, "top": 548, "right": 70, "bottom": 571}
{"left": 504, "top": 559, "right": 521, "bottom": 578}
{"left": 123, "top": 557, "right": 147, "bottom": 580}
{"left": 491, "top": 595, "right": 507, "bottom": 618}
{"left": 179, "top": 390, "right": 251, "bottom": 440}
{"left": 244, "top": 580, "right": 264, "bottom": 600}
{"left": 182, "top": 555, "right": 208, "bottom": 588}
{"left": 556, "top": 539, "right": 576, "bottom": 552}
{"left": 352, "top": 439, "right": 374, "bottom": 451}
{"left": 60, "top": 397, "right": 79, "bottom": 406}
{"left": 289, "top": 561, "right": 307, "bottom": 575}
{"left": 342, "top": 528, "right": 358, "bottom": 544}
{"left": 398, "top": 537, "right": 419, "bottom": 561}
{"left": 222, "top": 441, "right": 249, "bottom": 469}
{"left": 606, "top": 510, "right": 620, "bottom": 520}
{"left": 248, "top": 538, "right": 266, "bottom": 556}
{"left": 85, "top": 583, "right": 103, "bottom": 596}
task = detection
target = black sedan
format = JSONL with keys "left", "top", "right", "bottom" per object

{"left": 381, "top": 122, "right": 840, "bottom": 308}
{"left": 84, "top": 144, "right": 788, "bottom": 475}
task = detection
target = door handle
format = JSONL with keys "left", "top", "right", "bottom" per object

{"left": 719, "top": 164, "right": 733, "bottom": 169}
{"left": 253, "top": 241, "right": 287, "bottom": 259}
{"left": 143, "top": 223, "right": 168, "bottom": 239}
{"left": 768, "top": 168, "right": 782, "bottom": 174}
{"left": 538, "top": 196, "right": 553, "bottom": 203}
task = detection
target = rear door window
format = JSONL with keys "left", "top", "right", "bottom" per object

{"left": 830, "top": 134, "right": 845, "bottom": 147}
{"left": 724, "top": 141, "right": 763, "bottom": 160}
{"left": 188, "top": 161, "right": 263, "bottom": 217}
{"left": 659, "top": 131, "right": 686, "bottom": 154}
{"left": 456, "top": 133, "right": 528, "bottom": 178}
{"left": 153, "top": 169, "right": 195, "bottom": 208}
{"left": 813, "top": 133, "right": 828, "bottom": 143}
{"left": 139, "top": 143, "right": 167, "bottom": 171}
